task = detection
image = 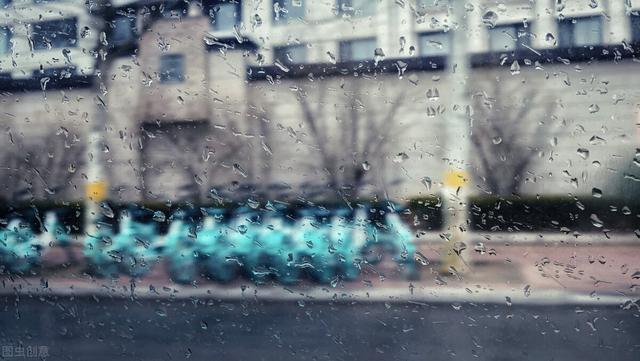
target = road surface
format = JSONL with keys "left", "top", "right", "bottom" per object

{"left": 0, "top": 295, "right": 638, "bottom": 361}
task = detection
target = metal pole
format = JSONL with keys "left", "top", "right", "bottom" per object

{"left": 84, "top": 3, "right": 110, "bottom": 236}
{"left": 440, "top": 0, "right": 471, "bottom": 274}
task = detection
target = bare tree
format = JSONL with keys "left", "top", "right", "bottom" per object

{"left": 0, "top": 129, "right": 85, "bottom": 202}
{"left": 295, "top": 82, "right": 407, "bottom": 200}
{"left": 470, "top": 82, "right": 557, "bottom": 196}
{"left": 140, "top": 121, "right": 245, "bottom": 202}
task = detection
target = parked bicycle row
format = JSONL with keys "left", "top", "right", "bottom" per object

{"left": 1, "top": 206, "right": 418, "bottom": 284}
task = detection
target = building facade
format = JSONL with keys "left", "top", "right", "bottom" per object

{"left": 1, "top": 0, "right": 639, "bottom": 203}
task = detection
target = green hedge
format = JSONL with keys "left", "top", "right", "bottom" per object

{"left": 1, "top": 195, "right": 637, "bottom": 235}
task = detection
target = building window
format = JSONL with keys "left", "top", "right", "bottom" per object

{"left": 206, "top": 0, "right": 241, "bottom": 32}
{"left": 339, "top": 38, "right": 376, "bottom": 61}
{"left": 274, "top": 44, "right": 307, "bottom": 65}
{"left": 31, "top": 18, "right": 77, "bottom": 50}
{"left": 418, "top": 32, "right": 450, "bottom": 57}
{"left": 0, "top": 26, "right": 10, "bottom": 56}
{"left": 558, "top": 16, "right": 602, "bottom": 48}
{"left": 488, "top": 23, "right": 529, "bottom": 52}
{"left": 631, "top": 14, "right": 640, "bottom": 43}
{"left": 161, "top": 1, "right": 188, "bottom": 18}
{"left": 415, "top": 0, "right": 446, "bottom": 12}
{"left": 159, "top": 54, "right": 185, "bottom": 83}
{"left": 337, "top": 0, "right": 376, "bottom": 18}
{"left": 273, "top": 0, "right": 305, "bottom": 24}
{"left": 109, "top": 15, "right": 137, "bottom": 47}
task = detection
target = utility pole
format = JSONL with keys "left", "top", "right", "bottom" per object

{"left": 84, "top": 0, "right": 112, "bottom": 236}
{"left": 440, "top": 0, "right": 471, "bottom": 273}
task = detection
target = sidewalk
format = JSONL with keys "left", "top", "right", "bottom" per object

{"left": 2, "top": 235, "right": 639, "bottom": 304}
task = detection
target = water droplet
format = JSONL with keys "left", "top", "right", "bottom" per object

{"left": 523, "top": 285, "right": 531, "bottom": 297}
{"left": 545, "top": 33, "right": 556, "bottom": 45}
{"left": 510, "top": 60, "right": 520, "bottom": 75}
{"left": 482, "top": 11, "right": 498, "bottom": 28}
{"left": 393, "top": 152, "right": 409, "bottom": 163}
{"left": 421, "top": 177, "right": 432, "bottom": 191}
{"left": 326, "top": 51, "right": 336, "bottom": 64}
{"left": 362, "top": 161, "right": 371, "bottom": 171}
{"left": 237, "top": 224, "right": 248, "bottom": 234}
{"left": 492, "top": 136, "right": 503, "bottom": 145}
{"left": 374, "top": 48, "right": 385, "bottom": 65}
{"left": 426, "top": 88, "right": 440, "bottom": 101}
{"left": 414, "top": 251, "right": 429, "bottom": 266}
{"left": 200, "top": 320, "right": 208, "bottom": 330}
{"left": 590, "top": 214, "right": 604, "bottom": 228}
{"left": 152, "top": 211, "right": 166, "bottom": 222}
{"left": 591, "top": 187, "right": 602, "bottom": 198}
{"left": 576, "top": 148, "right": 590, "bottom": 160}
{"left": 588, "top": 104, "right": 600, "bottom": 113}
{"left": 100, "top": 203, "right": 115, "bottom": 219}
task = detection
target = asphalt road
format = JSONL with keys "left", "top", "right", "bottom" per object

{"left": 0, "top": 296, "right": 639, "bottom": 361}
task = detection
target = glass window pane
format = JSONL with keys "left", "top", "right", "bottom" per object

{"left": 32, "top": 18, "right": 77, "bottom": 50}
{"left": 159, "top": 54, "right": 185, "bottom": 83}
{"left": 418, "top": 32, "right": 450, "bottom": 56}
{"left": 338, "top": 0, "right": 376, "bottom": 17}
{"left": 488, "top": 25, "right": 518, "bottom": 51}
{"left": 211, "top": 2, "right": 240, "bottom": 31}
{"left": 274, "top": 0, "right": 305, "bottom": 23}
{"left": 110, "top": 17, "right": 136, "bottom": 46}
{"left": 0, "top": 27, "right": 10, "bottom": 55}
{"left": 573, "top": 17, "right": 601, "bottom": 46}
{"left": 339, "top": 38, "right": 376, "bottom": 61}
{"left": 632, "top": 15, "right": 640, "bottom": 43}
{"left": 274, "top": 44, "right": 307, "bottom": 64}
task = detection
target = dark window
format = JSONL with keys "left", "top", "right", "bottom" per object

{"left": 273, "top": 0, "right": 305, "bottom": 24}
{"left": 337, "top": 0, "right": 375, "bottom": 17}
{"left": 488, "top": 23, "right": 529, "bottom": 52}
{"left": 31, "top": 18, "right": 77, "bottom": 50}
{"left": 161, "top": 1, "right": 188, "bottom": 19}
{"left": 418, "top": 31, "right": 450, "bottom": 57}
{"left": 0, "top": 26, "right": 10, "bottom": 55}
{"left": 631, "top": 14, "right": 640, "bottom": 43}
{"left": 274, "top": 44, "right": 307, "bottom": 65}
{"left": 339, "top": 38, "right": 376, "bottom": 61}
{"left": 109, "top": 15, "right": 137, "bottom": 47}
{"left": 159, "top": 54, "right": 185, "bottom": 83}
{"left": 557, "top": 16, "right": 602, "bottom": 48}
{"left": 205, "top": 0, "right": 241, "bottom": 32}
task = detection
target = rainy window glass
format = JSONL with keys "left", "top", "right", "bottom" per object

{"left": 31, "top": 18, "right": 77, "bottom": 50}
{"left": 273, "top": 44, "right": 306, "bottom": 64}
{"left": 337, "top": 0, "right": 376, "bottom": 17}
{"left": 631, "top": 13, "right": 640, "bottom": 43}
{"left": 0, "top": 26, "right": 9, "bottom": 55}
{"left": 418, "top": 31, "right": 450, "bottom": 56}
{"left": 109, "top": 16, "right": 136, "bottom": 46}
{"left": 557, "top": 16, "right": 602, "bottom": 47}
{"left": 159, "top": 54, "right": 185, "bottom": 83}
{"left": 488, "top": 23, "right": 528, "bottom": 52}
{"left": 2, "top": 1, "right": 640, "bottom": 360}
{"left": 273, "top": 0, "right": 305, "bottom": 23}
{"left": 206, "top": 0, "right": 240, "bottom": 31}
{"left": 339, "top": 37, "right": 376, "bottom": 61}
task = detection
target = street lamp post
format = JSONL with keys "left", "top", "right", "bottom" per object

{"left": 440, "top": 0, "right": 471, "bottom": 274}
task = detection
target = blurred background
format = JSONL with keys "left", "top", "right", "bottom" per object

{"left": 0, "top": 0, "right": 639, "bottom": 360}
